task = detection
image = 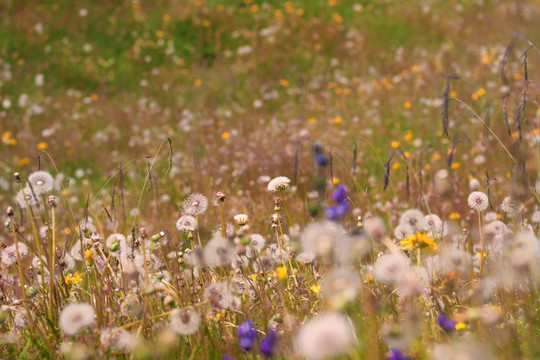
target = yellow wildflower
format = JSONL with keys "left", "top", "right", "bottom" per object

{"left": 310, "top": 284, "right": 321, "bottom": 294}
{"left": 276, "top": 266, "right": 287, "bottom": 280}
{"left": 400, "top": 231, "right": 437, "bottom": 252}
{"left": 65, "top": 272, "right": 83, "bottom": 286}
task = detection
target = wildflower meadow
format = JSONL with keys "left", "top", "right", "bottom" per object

{"left": 2, "top": 0, "right": 540, "bottom": 359}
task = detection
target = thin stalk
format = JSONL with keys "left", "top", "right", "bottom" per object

{"left": 478, "top": 211, "right": 485, "bottom": 275}
{"left": 279, "top": 190, "right": 294, "bottom": 228}
{"left": 218, "top": 201, "right": 225, "bottom": 238}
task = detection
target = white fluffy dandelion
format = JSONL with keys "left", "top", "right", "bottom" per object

{"left": 168, "top": 307, "right": 201, "bottom": 335}
{"left": 296, "top": 312, "right": 355, "bottom": 360}
{"left": 398, "top": 209, "right": 424, "bottom": 232}
{"left": 204, "top": 237, "right": 235, "bottom": 266}
{"left": 27, "top": 171, "right": 54, "bottom": 194}
{"left": 267, "top": 176, "right": 291, "bottom": 192}
{"left": 183, "top": 193, "right": 208, "bottom": 215}
{"left": 373, "top": 253, "right": 410, "bottom": 285}
{"left": 59, "top": 303, "right": 95, "bottom": 335}
{"left": 1, "top": 243, "right": 28, "bottom": 266}
{"left": 176, "top": 215, "right": 197, "bottom": 232}
{"left": 467, "top": 191, "right": 489, "bottom": 211}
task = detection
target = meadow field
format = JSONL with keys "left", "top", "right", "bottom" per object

{"left": 1, "top": 0, "right": 540, "bottom": 358}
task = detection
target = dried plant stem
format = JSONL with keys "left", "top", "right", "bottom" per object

{"left": 478, "top": 211, "right": 485, "bottom": 275}
{"left": 48, "top": 205, "right": 57, "bottom": 323}
{"left": 218, "top": 201, "right": 225, "bottom": 237}
{"left": 279, "top": 189, "right": 294, "bottom": 228}
{"left": 10, "top": 220, "right": 39, "bottom": 341}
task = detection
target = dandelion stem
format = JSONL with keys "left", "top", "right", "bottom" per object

{"left": 478, "top": 211, "right": 484, "bottom": 275}
{"left": 218, "top": 201, "right": 225, "bottom": 238}
{"left": 279, "top": 189, "right": 294, "bottom": 228}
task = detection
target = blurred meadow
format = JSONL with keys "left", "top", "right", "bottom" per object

{"left": 1, "top": 0, "right": 540, "bottom": 358}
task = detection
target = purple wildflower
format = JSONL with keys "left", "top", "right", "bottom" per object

{"left": 259, "top": 329, "right": 277, "bottom": 357}
{"left": 437, "top": 314, "right": 456, "bottom": 332}
{"left": 387, "top": 348, "right": 411, "bottom": 360}
{"left": 331, "top": 184, "right": 347, "bottom": 203}
{"left": 237, "top": 319, "right": 256, "bottom": 351}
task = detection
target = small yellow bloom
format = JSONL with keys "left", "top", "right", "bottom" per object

{"left": 332, "top": 116, "right": 342, "bottom": 124}
{"left": 194, "top": 78, "right": 202, "bottom": 87}
{"left": 1, "top": 131, "right": 11, "bottom": 140}
{"left": 90, "top": 93, "right": 99, "bottom": 101}
{"left": 400, "top": 231, "right": 437, "bottom": 252}
{"left": 307, "top": 117, "right": 317, "bottom": 124}
{"left": 455, "top": 322, "right": 467, "bottom": 330}
{"left": 279, "top": 79, "right": 290, "bottom": 87}
{"left": 449, "top": 212, "right": 461, "bottom": 220}
{"left": 449, "top": 90, "right": 458, "bottom": 97}
{"left": 403, "top": 100, "right": 412, "bottom": 109}
{"left": 156, "top": 30, "right": 165, "bottom": 38}
{"left": 411, "top": 64, "right": 420, "bottom": 72}
{"left": 451, "top": 162, "right": 460, "bottom": 170}
{"left": 332, "top": 177, "right": 340, "bottom": 184}
{"left": 37, "top": 142, "right": 48, "bottom": 150}
{"left": 392, "top": 162, "right": 400, "bottom": 170}
{"left": 202, "top": 19, "right": 211, "bottom": 27}
{"left": 310, "top": 284, "right": 321, "bottom": 294}
{"left": 16, "top": 157, "right": 30, "bottom": 166}
{"left": 85, "top": 250, "right": 93, "bottom": 260}
{"left": 65, "top": 272, "right": 83, "bottom": 285}
{"left": 276, "top": 266, "right": 287, "bottom": 280}
{"left": 250, "top": 4, "right": 259, "bottom": 12}
{"left": 250, "top": 274, "right": 258, "bottom": 281}
{"left": 221, "top": 131, "right": 230, "bottom": 140}
{"left": 390, "top": 141, "right": 400, "bottom": 148}
{"left": 332, "top": 12, "right": 343, "bottom": 23}
{"left": 163, "top": 14, "right": 171, "bottom": 22}
{"left": 403, "top": 130, "right": 413, "bottom": 141}
{"left": 476, "top": 251, "right": 488, "bottom": 259}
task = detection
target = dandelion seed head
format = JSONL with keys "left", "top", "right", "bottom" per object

{"left": 267, "top": 176, "right": 291, "bottom": 192}
{"left": 394, "top": 224, "right": 413, "bottom": 240}
{"left": 203, "top": 281, "right": 240, "bottom": 310}
{"left": 204, "top": 236, "right": 235, "bottom": 266}
{"left": 363, "top": 216, "right": 387, "bottom": 242}
{"left": 59, "top": 303, "right": 95, "bottom": 335}
{"left": 501, "top": 196, "right": 523, "bottom": 215}
{"left": 183, "top": 193, "right": 208, "bottom": 215}
{"left": 296, "top": 312, "right": 355, "bottom": 360}
{"left": 467, "top": 191, "right": 489, "bottom": 211}
{"left": 373, "top": 253, "right": 410, "bottom": 285}
{"left": 169, "top": 307, "right": 201, "bottom": 335}
{"left": 1, "top": 243, "right": 28, "bottom": 266}
{"left": 100, "top": 327, "right": 138, "bottom": 351}
{"left": 13, "top": 311, "right": 28, "bottom": 328}
{"left": 296, "top": 251, "right": 316, "bottom": 264}
{"left": 27, "top": 171, "right": 54, "bottom": 195}
{"left": 248, "top": 234, "right": 266, "bottom": 252}
{"left": 398, "top": 209, "right": 424, "bottom": 232}
{"left": 176, "top": 215, "right": 197, "bottom": 232}
{"left": 300, "top": 221, "right": 344, "bottom": 258}
{"left": 14, "top": 187, "right": 39, "bottom": 208}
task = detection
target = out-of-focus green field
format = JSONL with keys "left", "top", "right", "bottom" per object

{"left": 2, "top": 0, "right": 538, "bottom": 211}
